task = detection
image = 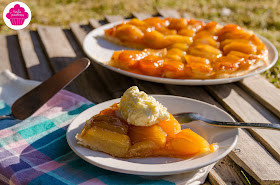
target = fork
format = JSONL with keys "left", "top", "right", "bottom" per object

{"left": 173, "top": 112, "right": 280, "bottom": 130}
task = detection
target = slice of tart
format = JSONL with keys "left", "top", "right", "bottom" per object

{"left": 76, "top": 86, "right": 217, "bottom": 158}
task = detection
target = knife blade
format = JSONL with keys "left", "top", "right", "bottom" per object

{"left": 11, "top": 58, "right": 90, "bottom": 120}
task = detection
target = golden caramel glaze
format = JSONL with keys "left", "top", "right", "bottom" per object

{"left": 105, "top": 17, "right": 268, "bottom": 79}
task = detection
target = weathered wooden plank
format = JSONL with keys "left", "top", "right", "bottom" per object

{"left": 38, "top": 26, "right": 76, "bottom": 59}
{"left": 66, "top": 27, "right": 114, "bottom": 103}
{"left": 166, "top": 85, "right": 224, "bottom": 109}
{"left": 239, "top": 75, "right": 280, "bottom": 118}
{"left": 37, "top": 25, "right": 112, "bottom": 103}
{"left": 105, "top": 15, "right": 124, "bottom": 23}
{"left": 89, "top": 19, "right": 102, "bottom": 29}
{"left": 207, "top": 84, "right": 280, "bottom": 184}
{"left": 133, "top": 80, "right": 169, "bottom": 94}
{"left": 209, "top": 156, "right": 258, "bottom": 185}
{"left": 182, "top": 12, "right": 191, "bottom": 18}
{"left": 202, "top": 181, "right": 212, "bottom": 185}
{"left": 37, "top": 26, "right": 77, "bottom": 71}
{"left": 18, "top": 30, "right": 53, "bottom": 81}
{"left": 229, "top": 129, "right": 280, "bottom": 185}
{"left": 69, "top": 23, "right": 88, "bottom": 47}
{"left": 88, "top": 16, "right": 138, "bottom": 98}
{"left": 5, "top": 35, "right": 28, "bottom": 78}
{"left": 0, "top": 35, "right": 12, "bottom": 73}
{"left": 156, "top": 8, "right": 181, "bottom": 18}
{"left": 131, "top": 12, "right": 152, "bottom": 20}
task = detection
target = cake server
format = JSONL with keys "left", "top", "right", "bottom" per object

{"left": 0, "top": 58, "right": 90, "bottom": 120}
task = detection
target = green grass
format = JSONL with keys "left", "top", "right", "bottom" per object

{"left": 0, "top": 0, "right": 279, "bottom": 87}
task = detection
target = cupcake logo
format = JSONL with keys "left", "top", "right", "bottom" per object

{"left": 3, "top": 2, "right": 31, "bottom": 30}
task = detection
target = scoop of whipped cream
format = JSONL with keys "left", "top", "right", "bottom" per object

{"left": 119, "top": 86, "right": 170, "bottom": 126}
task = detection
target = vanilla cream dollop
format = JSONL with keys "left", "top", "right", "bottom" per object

{"left": 119, "top": 86, "right": 170, "bottom": 126}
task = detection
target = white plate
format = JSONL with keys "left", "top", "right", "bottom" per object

{"left": 83, "top": 20, "right": 278, "bottom": 85}
{"left": 66, "top": 95, "right": 238, "bottom": 176}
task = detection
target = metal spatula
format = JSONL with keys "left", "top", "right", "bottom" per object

{"left": 0, "top": 58, "right": 90, "bottom": 120}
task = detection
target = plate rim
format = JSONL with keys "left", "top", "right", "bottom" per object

{"left": 66, "top": 95, "right": 239, "bottom": 176}
{"left": 83, "top": 20, "right": 278, "bottom": 85}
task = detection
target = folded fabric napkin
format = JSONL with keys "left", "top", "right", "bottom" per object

{"left": 0, "top": 70, "right": 214, "bottom": 185}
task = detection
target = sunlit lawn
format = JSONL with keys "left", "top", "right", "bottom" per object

{"left": 0, "top": 0, "right": 279, "bottom": 87}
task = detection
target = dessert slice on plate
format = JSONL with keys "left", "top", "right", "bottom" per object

{"left": 76, "top": 86, "right": 217, "bottom": 158}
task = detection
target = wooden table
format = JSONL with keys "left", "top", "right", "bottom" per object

{"left": 1, "top": 9, "right": 280, "bottom": 185}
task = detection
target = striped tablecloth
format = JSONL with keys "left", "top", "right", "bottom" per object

{"left": 0, "top": 70, "right": 212, "bottom": 185}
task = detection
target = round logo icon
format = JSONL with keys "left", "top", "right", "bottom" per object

{"left": 3, "top": 1, "right": 31, "bottom": 30}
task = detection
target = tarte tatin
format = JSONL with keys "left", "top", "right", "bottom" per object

{"left": 104, "top": 17, "right": 268, "bottom": 79}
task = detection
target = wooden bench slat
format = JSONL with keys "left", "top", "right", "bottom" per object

{"left": 156, "top": 8, "right": 181, "bottom": 18}
{"left": 0, "top": 35, "right": 12, "bottom": 73}
{"left": 207, "top": 84, "right": 280, "bottom": 184}
{"left": 229, "top": 129, "right": 280, "bottom": 184}
{"left": 239, "top": 75, "right": 280, "bottom": 119}
{"left": 89, "top": 19, "right": 102, "bottom": 29}
{"left": 69, "top": 23, "right": 88, "bottom": 47}
{"left": 105, "top": 15, "right": 124, "bottom": 23}
{"left": 131, "top": 12, "right": 152, "bottom": 20}
{"left": 5, "top": 35, "right": 28, "bottom": 79}
{"left": 70, "top": 21, "right": 134, "bottom": 100}
{"left": 209, "top": 156, "right": 257, "bottom": 185}
{"left": 166, "top": 85, "right": 223, "bottom": 109}
{"left": 38, "top": 26, "right": 76, "bottom": 59}
{"left": 133, "top": 79, "right": 169, "bottom": 94}
{"left": 207, "top": 84, "right": 280, "bottom": 159}
{"left": 64, "top": 26, "right": 113, "bottom": 103}
{"left": 37, "top": 25, "right": 112, "bottom": 103}
{"left": 18, "top": 30, "right": 53, "bottom": 81}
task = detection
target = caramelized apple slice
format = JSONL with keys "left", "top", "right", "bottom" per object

{"left": 166, "top": 128, "right": 210, "bottom": 155}
{"left": 220, "top": 39, "right": 250, "bottom": 49}
{"left": 162, "top": 60, "right": 185, "bottom": 78}
{"left": 77, "top": 126, "right": 131, "bottom": 157}
{"left": 85, "top": 115, "right": 128, "bottom": 135}
{"left": 126, "top": 140, "right": 159, "bottom": 158}
{"left": 223, "top": 41, "right": 257, "bottom": 55}
{"left": 166, "top": 48, "right": 186, "bottom": 59}
{"left": 115, "top": 24, "right": 144, "bottom": 42}
{"left": 184, "top": 55, "right": 214, "bottom": 79}
{"left": 138, "top": 55, "right": 164, "bottom": 76}
{"left": 188, "top": 45, "right": 222, "bottom": 61}
{"left": 168, "top": 43, "right": 189, "bottom": 51}
{"left": 213, "top": 56, "right": 242, "bottom": 74}
{"left": 192, "top": 37, "right": 219, "bottom": 48}
{"left": 227, "top": 51, "right": 250, "bottom": 59}
{"left": 167, "top": 18, "right": 188, "bottom": 30}
{"left": 158, "top": 113, "right": 181, "bottom": 137}
{"left": 112, "top": 50, "right": 147, "bottom": 70}
{"left": 178, "top": 28, "right": 195, "bottom": 37}
{"left": 143, "top": 30, "right": 165, "bottom": 49}
{"left": 128, "top": 124, "right": 167, "bottom": 147}
{"left": 164, "top": 35, "right": 192, "bottom": 46}
{"left": 218, "top": 30, "right": 251, "bottom": 42}
{"left": 99, "top": 103, "right": 119, "bottom": 116}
